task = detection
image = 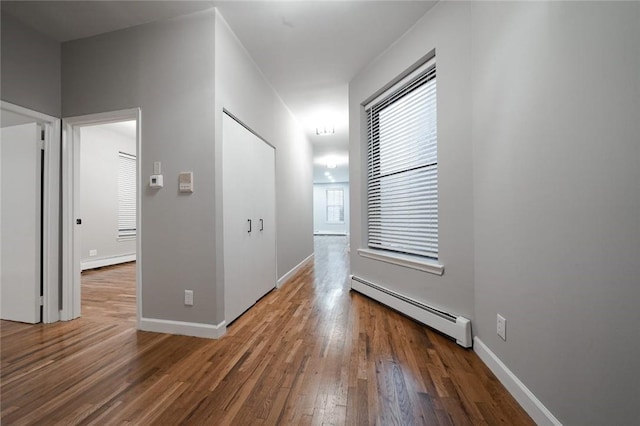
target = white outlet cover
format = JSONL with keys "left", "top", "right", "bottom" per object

{"left": 184, "top": 290, "right": 194, "bottom": 306}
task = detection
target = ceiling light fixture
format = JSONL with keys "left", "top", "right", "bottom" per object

{"left": 316, "top": 126, "right": 335, "bottom": 136}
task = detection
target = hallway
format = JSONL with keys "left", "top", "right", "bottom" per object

{"left": 0, "top": 236, "right": 532, "bottom": 424}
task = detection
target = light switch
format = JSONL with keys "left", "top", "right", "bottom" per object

{"left": 153, "top": 161, "right": 161, "bottom": 175}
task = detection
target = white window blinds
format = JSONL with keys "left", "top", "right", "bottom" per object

{"left": 366, "top": 61, "right": 438, "bottom": 259}
{"left": 326, "top": 188, "right": 345, "bottom": 223}
{"left": 118, "top": 152, "right": 136, "bottom": 237}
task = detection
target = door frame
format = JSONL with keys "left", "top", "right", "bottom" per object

{"left": 61, "top": 108, "right": 141, "bottom": 323}
{"left": 0, "top": 101, "right": 60, "bottom": 323}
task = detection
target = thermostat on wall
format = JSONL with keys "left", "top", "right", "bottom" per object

{"left": 179, "top": 172, "right": 193, "bottom": 193}
{"left": 149, "top": 174, "right": 163, "bottom": 188}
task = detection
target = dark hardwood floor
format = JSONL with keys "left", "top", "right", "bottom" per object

{"left": 1, "top": 237, "right": 533, "bottom": 425}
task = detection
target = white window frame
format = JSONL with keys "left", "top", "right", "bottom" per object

{"left": 362, "top": 57, "right": 443, "bottom": 275}
{"left": 326, "top": 188, "right": 345, "bottom": 224}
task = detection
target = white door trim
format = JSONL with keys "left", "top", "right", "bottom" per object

{"left": 61, "top": 108, "right": 141, "bottom": 324}
{"left": 1, "top": 101, "right": 60, "bottom": 324}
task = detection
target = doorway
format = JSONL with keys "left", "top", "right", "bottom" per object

{"left": 0, "top": 101, "right": 60, "bottom": 324}
{"left": 62, "top": 108, "right": 141, "bottom": 324}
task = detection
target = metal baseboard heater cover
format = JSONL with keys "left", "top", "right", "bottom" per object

{"left": 351, "top": 275, "right": 472, "bottom": 348}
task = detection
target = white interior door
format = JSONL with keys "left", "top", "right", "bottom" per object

{"left": 223, "top": 113, "right": 276, "bottom": 324}
{"left": 1, "top": 123, "right": 42, "bottom": 323}
{"left": 223, "top": 114, "right": 256, "bottom": 323}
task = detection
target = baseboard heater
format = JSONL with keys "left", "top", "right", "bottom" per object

{"left": 350, "top": 275, "right": 472, "bottom": 348}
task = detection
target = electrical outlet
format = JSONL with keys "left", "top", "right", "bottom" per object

{"left": 184, "top": 290, "right": 194, "bottom": 306}
{"left": 497, "top": 314, "right": 506, "bottom": 341}
{"left": 89, "top": 249, "right": 97, "bottom": 257}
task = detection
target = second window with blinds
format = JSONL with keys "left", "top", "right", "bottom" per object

{"left": 366, "top": 57, "right": 437, "bottom": 259}
{"left": 326, "top": 188, "right": 345, "bottom": 223}
{"left": 118, "top": 152, "right": 136, "bottom": 238}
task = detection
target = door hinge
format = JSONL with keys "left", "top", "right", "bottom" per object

{"left": 39, "top": 127, "right": 45, "bottom": 150}
{"left": 39, "top": 296, "right": 44, "bottom": 306}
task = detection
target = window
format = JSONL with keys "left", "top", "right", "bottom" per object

{"left": 366, "top": 59, "right": 437, "bottom": 259}
{"left": 326, "top": 188, "right": 345, "bottom": 223}
{"left": 118, "top": 152, "right": 136, "bottom": 237}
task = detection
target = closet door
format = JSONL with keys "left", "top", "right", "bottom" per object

{"left": 252, "top": 139, "right": 276, "bottom": 299}
{"left": 223, "top": 113, "right": 276, "bottom": 324}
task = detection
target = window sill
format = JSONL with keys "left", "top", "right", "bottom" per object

{"left": 357, "top": 248, "right": 444, "bottom": 276}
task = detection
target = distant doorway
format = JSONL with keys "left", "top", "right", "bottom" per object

{"left": 312, "top": 183, "right": 349, "bottom": 236}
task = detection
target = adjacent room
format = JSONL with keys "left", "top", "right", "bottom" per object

{"left": 78, "top": 120, "right": 137, "bottom": 321}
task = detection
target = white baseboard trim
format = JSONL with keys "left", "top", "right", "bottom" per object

{"left": 474, "top": 337, "right": 562, "bottom": 426}
{"left": 277, "top": 253, "right": 314, "bottom": 288}
{"left": 138, "top": 317, "right": 226, "bottom": 339}
{"left": 81, "top": 254, "right": 136, "bottom": 271}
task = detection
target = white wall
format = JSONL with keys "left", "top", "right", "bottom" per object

{"left": 214, "top": 10, "right": 314, "bottom": 322}
{"left": 349, "top": 2, "right": 474, "bottom": 319}
{"left": 471, "top": 2, "right": 640, "bottom": 425}
{"left": 350, "top": 1, "right": 640, "bottom": 424}
{"left": 313, "top": 182, "right": 349, "bottom": 235}
{"left": 79, "top": 124, "right": 136, "bottom": 268}
{"left": 1, "top": 12, "right": 61, "bottom": 117}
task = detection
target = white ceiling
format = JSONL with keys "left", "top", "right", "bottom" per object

{"left": 1, "top": 0, "right": 437, "bottom": 183}
{"left": 215, "top": 1, "right": 436, "bottom": 183}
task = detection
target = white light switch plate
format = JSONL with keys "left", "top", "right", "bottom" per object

{"left": 497, "top": 314, "right": 506, "bottom": 341}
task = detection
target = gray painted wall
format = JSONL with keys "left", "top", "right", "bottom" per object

{"left": 350, "top": 1, "right": 640, "bottom": 424}
{"left": 313, "top": 183, "right": 349, "bottom": 235}
{"left": 1, "top": 12, "right": 61, "bottom": 117}
{"left": 63, "top": 11, "right": 217, "bottom": 325}
{"left": 214, "top": 10, "right": 313, "bottom": 322}
{"left": 471, "top": 2, "right": 640, "bottom": 424}
{"left": 63, "top": 8, "right": 313, "bottom": 327}
{"left": 79, "top": 124, "right": 136, "bottom": 265}
{"left": 349, "top": 2, "right": 475, "bottom": 319}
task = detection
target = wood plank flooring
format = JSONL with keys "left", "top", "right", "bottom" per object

{"left": 1, "top": 237, "right": 534, "bottom": 425}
